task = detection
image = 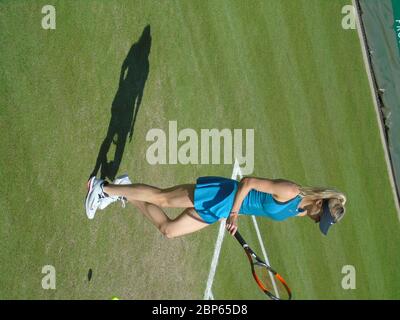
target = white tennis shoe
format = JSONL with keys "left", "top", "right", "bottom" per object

{"left": 98, "top": 174, "right": 132, "bottom": 210}
{"left": 85, "top": 176, "right": 107, "bottom": 220}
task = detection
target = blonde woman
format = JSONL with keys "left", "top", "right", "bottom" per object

{"left": 85, "top": 175, "right": 346, "bottom": 237}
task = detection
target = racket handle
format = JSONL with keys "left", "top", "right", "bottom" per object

{"left": 234, "top": 231, "right": 247, "bottom": 247}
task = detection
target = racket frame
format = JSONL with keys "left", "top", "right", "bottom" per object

{"left": 234, "top": 231, "right": 292, "bottom": 300}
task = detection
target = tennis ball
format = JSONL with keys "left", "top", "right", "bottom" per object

{"left": 111, "top": 296, "right": 119, "bottom": 300}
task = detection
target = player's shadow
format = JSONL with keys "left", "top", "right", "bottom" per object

{"left": 90, "top": 25, "right": 151, "bottom": 181}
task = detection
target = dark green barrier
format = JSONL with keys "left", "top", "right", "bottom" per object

{"left": 358, "top": 0, "right": 400, "bottom": 205}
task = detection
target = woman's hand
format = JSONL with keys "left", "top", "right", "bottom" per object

{"left": 226, "top": 212, "right": 239, "bottom": 236}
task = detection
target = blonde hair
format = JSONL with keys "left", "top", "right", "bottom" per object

{"left": 299, "top": 186, "right": 347, "bottom": 223}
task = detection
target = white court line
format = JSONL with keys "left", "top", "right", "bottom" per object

{"left": 203, "top": 159, "right": 243, "bottom": 300}
{"left": 203, "top": 219, "right": 226, "bottom": 300}
{"left": 251, "top": 216, "right": 280, "bottom": 298}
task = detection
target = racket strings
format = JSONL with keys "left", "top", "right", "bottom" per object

{"left": 254, "top": 264, "right": 291, "bottom": 300}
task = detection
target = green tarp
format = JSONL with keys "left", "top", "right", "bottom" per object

{"left": 358, "top": 0, "right": 400, "bottom": 202}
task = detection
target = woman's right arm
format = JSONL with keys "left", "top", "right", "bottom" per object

{"left": 226, "top": 177, "right": 300, "bottom": 235}
{"left": 226, "top": 177, "right": 253, "bottom": 235}
{"left": 229, "top": 177, "right": 253, "bottom": 213}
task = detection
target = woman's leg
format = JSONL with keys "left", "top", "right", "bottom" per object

{"left": 130, "top": 200, "right": 209, "bottom": 238}
{"left": 104, "top": 183, "right": 195, "bottom": 208}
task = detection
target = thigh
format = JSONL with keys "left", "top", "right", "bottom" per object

{"left": 165, "top": 208, "right": 210, "bottom": 238}
{"left": 161, "top": 184, "right": 196, "bottom": 208}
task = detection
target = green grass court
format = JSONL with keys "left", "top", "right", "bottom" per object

{"left": 1, "top": 0, "right": 399, "bottom": 299}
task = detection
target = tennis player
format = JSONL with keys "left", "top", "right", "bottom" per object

{"left": 85, "top": 175, "right": 346, "bottom": 237}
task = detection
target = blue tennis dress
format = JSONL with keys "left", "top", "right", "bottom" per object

{"left": 193, "top": 176, "right": 304, "bottom": 224}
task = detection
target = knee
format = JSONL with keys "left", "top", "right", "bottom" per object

{"left": 159, "top": 224, "right": 176, "bottom": 239}
{"left": 164, "top": 231, "right": 175, "bottom": 239}
{"left": 156, "top": 193, "right": 170, "bottom": 208}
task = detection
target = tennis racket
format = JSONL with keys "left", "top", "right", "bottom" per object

{"left": 234, "top": 231, "right": 292, "bottom": 300}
